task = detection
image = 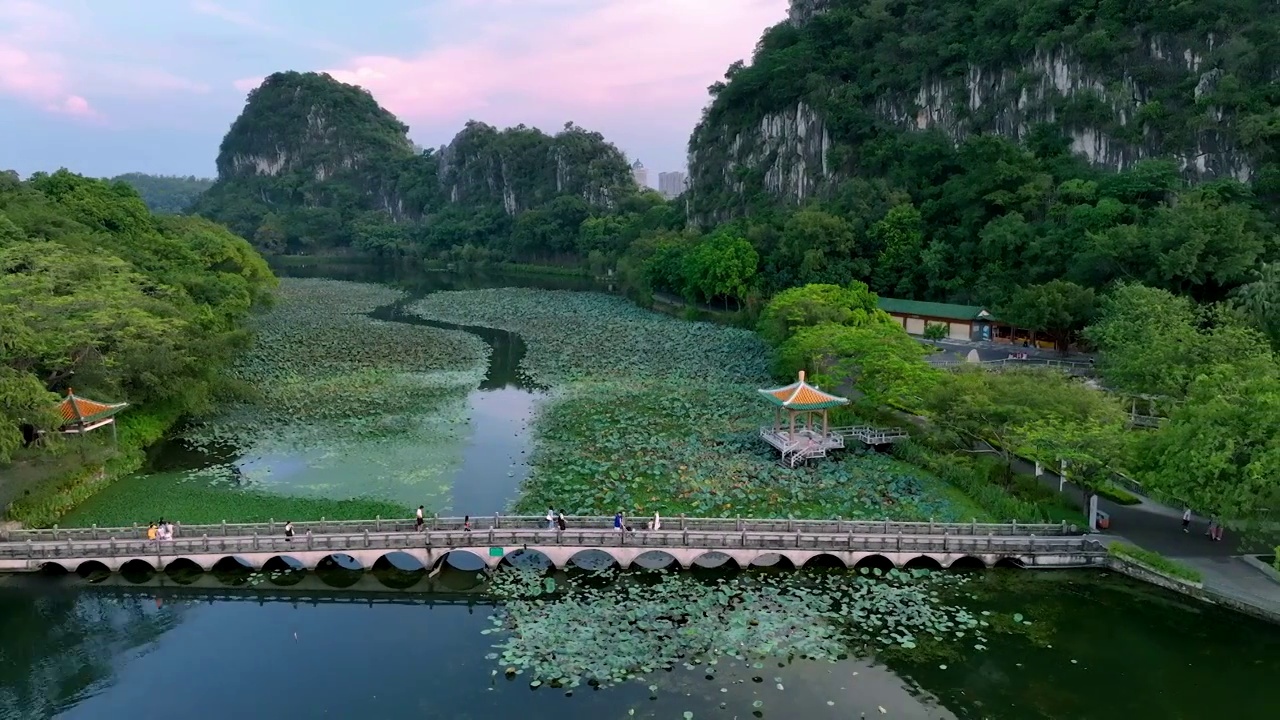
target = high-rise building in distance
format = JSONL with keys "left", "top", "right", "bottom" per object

{"left": 658, "top": 171, "right": 688, "bottom": 199}
{"left": 631, "top": 159, "right": 649, "bottom": 189}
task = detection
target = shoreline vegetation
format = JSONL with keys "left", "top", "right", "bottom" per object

{"left": 1, "top": 170, "right": 276, "bottom": 527}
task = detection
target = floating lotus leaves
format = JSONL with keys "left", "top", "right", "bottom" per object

{"left": 483, "top": 566, "right": 1027, "bottom": 689}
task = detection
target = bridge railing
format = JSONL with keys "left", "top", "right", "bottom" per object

{"left": 0, "top": 516, "right": 1080, "bottom": 543}
{"left": 1, "top": 528, "right": 1105, "bottom": 562}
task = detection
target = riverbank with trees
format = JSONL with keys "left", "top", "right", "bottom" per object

{"left": 0, "top": 170, "right": 276, "bottom": 527}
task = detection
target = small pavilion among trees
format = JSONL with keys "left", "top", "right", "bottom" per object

{"left": 57, "top": 389, "right": 128, "bottom": 444}
{"left": 758, "top": 371, "right": 850, "bottom": 466}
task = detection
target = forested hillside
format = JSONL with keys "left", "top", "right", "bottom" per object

{"left": 110, "top": 173, "right": 213, "bottom": 214}
{"left": 0, "top": 170, "right": 276, "bottom": 467}
{"left": 194, "top": 71, "right": 639, "bottom": 259}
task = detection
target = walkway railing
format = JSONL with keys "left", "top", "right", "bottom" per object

{"left": 0, "top": 516, "right": 1080, "bottom": 543}
{"left": 933, "top": 358, "right": 1096, "bottom": 375}
{"left": 0, "top": 527, "right": 1104, "bottom": 563}
{"left": 829, "top": 426, "right": 911, "bottom": 444}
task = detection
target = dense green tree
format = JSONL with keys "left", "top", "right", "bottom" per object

{"left": 869, "top": 204, "right": 926, "bottom": 298}
{"left": 756, "top": 282, "right": 889, "bottom": 347}
{"left": 682, "top": 230, "right": 758, "bottom": 309}
{"left": 0, "top": 170, "right": 275, "bottom": 463}
{"left": 999, "top": 280, "right": 1097, "bottom": 352}
{"left": 775, "top": 322, "right": 937, "bottom": 407}
{"left": 1137, "top": 359, "right": 1280, "bottom": 523}
{"left": 1233, "top": 263, "right": 1280, "bottom": 349}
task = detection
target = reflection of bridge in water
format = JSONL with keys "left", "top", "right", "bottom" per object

{"left": 0, "top": 515, "right": 1102, "bottom": 576}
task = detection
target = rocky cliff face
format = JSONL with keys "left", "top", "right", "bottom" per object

{"left": 688, "top": 0, "right": 1275, "bottom": 219}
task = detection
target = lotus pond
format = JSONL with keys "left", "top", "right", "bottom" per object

{"left": 59, "top": 275, "right": 533, "bottom": 527}
{"left": 3, "top": 565, "right": 1278, "bottom": 719}
{"left": 409, "top": 288, "right": 984, "bottom": 520}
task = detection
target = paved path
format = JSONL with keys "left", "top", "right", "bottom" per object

{"left": 1015, "top": 456, "right": 1280, "bottom": 616}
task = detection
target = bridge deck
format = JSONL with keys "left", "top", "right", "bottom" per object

{"left": 1, "top": 516, "right": 1079, "bottom": 544}
{"left": 0, "top": 526, "right": 1106, "bottom": 574}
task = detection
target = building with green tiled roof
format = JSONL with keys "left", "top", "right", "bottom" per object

{"left": 876, "top": 297, "right": 997, "bottom": 341}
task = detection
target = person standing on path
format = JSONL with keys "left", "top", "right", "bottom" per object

{"left": 1182, "top": 507, "right": 1192, "bottom": 533}
{"left": 546, "top": 507, "right": 557, "bottom": 530}
{"left": 614, "top": 512, "right": 624, "bottom": 532}
{"left": 556, "top": 511, "right": 567, "bottom": 532}
{"left": 463, "top": 515, "right": 471, "bottom": 532}
{"left": 415, "top": 505, "right": 425, "bottom": 532}
{"left": 284, "top": 521, "right": 294, "bottom": 541}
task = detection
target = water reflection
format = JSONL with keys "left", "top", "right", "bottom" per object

{"left": 1, "top": 569, "right": 1279, "bottom": 720}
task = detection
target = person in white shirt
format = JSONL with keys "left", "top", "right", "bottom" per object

{"left": 415, "top": 506, "right": 425, "bottom": 531}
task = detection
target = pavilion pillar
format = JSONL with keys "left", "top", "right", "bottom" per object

{"left": 110, "top": 420, "right": 118, "bottom": 448}
{"left": 822, "top": 410, "right": 828, "bottom": 436}
{"left": 789, "top": 411, "right": 795, "bottom": 437}
{"left": 774, "top": 407, "right": 780, "bottom": 432}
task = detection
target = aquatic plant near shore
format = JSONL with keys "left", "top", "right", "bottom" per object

{"left": 483, "top": 567, "right": 1023, "bottom": 688}
{"left": 410, "top": 289, "right": 975, "bottom": 520}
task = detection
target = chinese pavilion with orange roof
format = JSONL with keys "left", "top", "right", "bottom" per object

{"left": 57, "top": 389, "right": 128, "bottom": 443}
{"left": 758, "top": 370, "right": 850, "bottom": 467}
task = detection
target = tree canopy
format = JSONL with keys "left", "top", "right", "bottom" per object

{"left": 0, "top": 170, "right": 275, "bottom": 462}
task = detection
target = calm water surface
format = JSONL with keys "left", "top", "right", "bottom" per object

{"left": 1, "top": 568, "right": 1278, "bottom": 720}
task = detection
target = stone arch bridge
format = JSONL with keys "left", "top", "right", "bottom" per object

{"left": 0, "top": 516, "right": 1105, "bottom": 577}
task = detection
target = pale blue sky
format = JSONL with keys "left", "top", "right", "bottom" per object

{"left": 0, "top": 0, "right": 788, "bottom": 181}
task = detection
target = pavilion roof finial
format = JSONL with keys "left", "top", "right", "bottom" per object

{"left": 798, "top": 370, "right": 805, "bottom": 383}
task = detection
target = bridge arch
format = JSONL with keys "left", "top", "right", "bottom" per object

{"left": 163, "top": 557, "right": 205, "bottom": 581}
{"left": 903, "top": 556, "right": 943, "bottom": 571}
{"left": 566, "top": 549, "right": 619, "bottom": 571}
{"left": 76, "top": 560, "right": 110, "bottom": 578}
{"left": 37, "top": 561, "right": 69, "bottom": 575}
{"left": 119, "top": 558, "right": 157, "bottom": 577}
{"left": 854, "top": 554, "right": 895, "bottom": 571}
{"left": 316, "top": 553, "right": 365, "bottom": 571}
{"left": 748, "top": 552, "right": 795, "bottom": 569}
{"left": 632, "top": 550, "right": 679, "bottom": 570}
{"left": 690, "top": 551, "right": 737, "bottom": 570}
{"left": 801, "top": 553, "right": 846, "bottom": 569}
{"left": 373, "top": 551, "right": 427, "bottom": 573}
{"left": 433, "top": 550, "right": 487, "bottom": 573}
{"left": 502, "top": 548, "right": 554, "bottom": 571}
{"left": 994, "top": 557, "right": 1026, "bottom": 569}
{"left": 949, "top": 555, "right": 987, "bottom": 570}
{"left": 262, "top": 555, "right": 305, "bottom": 572}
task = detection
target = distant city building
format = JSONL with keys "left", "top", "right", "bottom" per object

{"left": 631, "top": 159, "right": 649, "bottom": 189}
{"left": 658, "top": 171, "right": 688, "bottom": 199}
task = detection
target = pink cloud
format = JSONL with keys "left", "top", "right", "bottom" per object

{"left": 239, "top": 0, "right": 788, "bottom": 140}
{"left": 0, "top": 0, "right": 213, "bottom": 119}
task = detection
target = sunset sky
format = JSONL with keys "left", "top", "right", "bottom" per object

{"left": 0, "top": 0, "right": 788, "bottom": 181}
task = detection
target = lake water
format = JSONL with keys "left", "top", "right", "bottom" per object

{"left": 2, "top": 566, "right": 1278, "bottom": 720}
{"left": 6, "top": 260, "right": 1279, "bottom": 719}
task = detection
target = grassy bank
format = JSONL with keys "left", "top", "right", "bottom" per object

{"left": 4, "top": 408, "right": 182, "bottom": 528}
{"left": 1109, "top": 542, "right": 1203, "bottom": 583}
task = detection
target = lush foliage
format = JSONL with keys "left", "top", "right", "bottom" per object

{"left": 409, "top": 288, "right": 980, "bottom": 521}
{"left": 110, "top": 173, "right": 213, "bottom": 214}
{"left": 57, "top": 279, "right": 488, "bottom": 527}
{"left": 1084, "top": 282, "right": 1280, "bottom": 521}
{"left": 0, "top": 169, "right": 275, "bottom": 467}
{"left": 1108, "top": 542, "right": 1203, "bottom": 583}
{"left": 680, "top": 0, "right": 1279, "bottom": 310}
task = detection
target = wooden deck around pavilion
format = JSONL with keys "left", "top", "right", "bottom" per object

{"left": 759, "top": 428, "right": 847, "bottom": 453}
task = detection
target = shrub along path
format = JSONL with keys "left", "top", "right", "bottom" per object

{"left": 1015, "top": 456, "right": 1280, "bottom": 617}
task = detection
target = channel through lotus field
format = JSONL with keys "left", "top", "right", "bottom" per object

{"left": 61, "top": 279, "right": 490, "bottom": 527}
{"left": 409, "top": 288, "right": 983, "bottom": 520}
